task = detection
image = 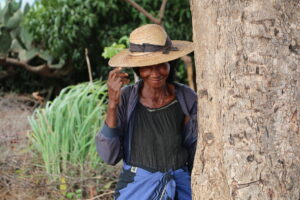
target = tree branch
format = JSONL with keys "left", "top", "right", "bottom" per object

{"left": 85, "top": 48, "right": 93, "bottom": 83}
{"left": 123, "top": 0, "right": 161, "bottom": 24}
{"left": 0, "top": 57, "right": 57, "bottom": 77}
{"left": 158, "top": 0, "right": 168, "bottom": 21}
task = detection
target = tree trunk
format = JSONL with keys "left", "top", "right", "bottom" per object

{"left": 190, "top": 0, "right": 300, "bottom": 199}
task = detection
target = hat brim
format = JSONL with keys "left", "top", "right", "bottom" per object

{"left": 108, "top": 40, "right": 194, "bottom": 67}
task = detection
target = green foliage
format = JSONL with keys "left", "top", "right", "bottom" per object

{"left": 24, "top": 0, "right": 121, "bottom": 69}
{"left": 0, "top": 0, "right": 21, "bottom": 54}
{"left": 66, "top": 189, "right": 82, "bottom": 199}
{"left": 176, "top": 60, "right": 188, "bottom": 84}
{"left": 102, "top": 43, "right": 125, "bottom": 59}
{"left": 0, "top": 29, "right": 12, "bottom": 53}
{"left": 0, "top": 0, "right": 34, "bottom": 54}
{"left": 28, "top": 81, "right": 108, "bottom": 180}
{"left": 24, "top": 0, "right": 192, "bottom": 78}
{"left": 102, "top": 36, "right": 128, "bottom": 59}
{"left": 0, "top": 0, "right": 66, "bottom": 68}
{"left": 1, "top": 0, "right": 192, "bottom": 92}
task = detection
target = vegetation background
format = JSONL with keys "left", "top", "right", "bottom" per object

{"left": 0, "top": 0, "right": 192, "bottom": 93}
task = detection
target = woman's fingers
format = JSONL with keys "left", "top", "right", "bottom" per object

{"left": 117, "top": 72, "right": 129, "bottom": 78}
{"left": 111, "top": 76, "right": 127, "bottom": 90}
{"left": 108, "top": 68, "right": 122, "bottom": 82}
{"left": 108, "top": 67, "right": 129, "bottom": 93}
{"left": 109, "top": 68, "right": 128, "bottom": 81}
{"left": 107, "top": 68, "right": 130, "bottom": 105}
{"left": 121, "top": 77, "right": 130, "bottom": 85}
{"left": 109, "top": 67, "right": 121, "bottom": 76}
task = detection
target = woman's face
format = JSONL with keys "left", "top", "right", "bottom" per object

{"left": 138, "top": 63, "right": 170, "bottom": 88}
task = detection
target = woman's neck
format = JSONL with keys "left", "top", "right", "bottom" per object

{"left": 141, "top": 82, "right": 169, "bottom": 99}
{"left": 140, "top": 82, "right": 174, "bottom": 107}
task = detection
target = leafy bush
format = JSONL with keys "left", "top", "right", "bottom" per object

{"left": 24, "top": 0, "right": 192, "bottom": 79}
{"left": 28, "top": 80, "right": 108, "bottom": 180}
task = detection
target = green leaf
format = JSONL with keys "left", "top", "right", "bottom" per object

{"left": 118, "top": 36, "right": 129, "bottom": 46}
{"left": 10, "top": 38, "right": 23, "bottom": 52}
{"left": 39, "top": 50, "right": 53, "bottom": 62}
{"left": 48, "top": 58, "right": 65, "bottom": 69}
{"left": 19, "top": 48, "right": 38, "bottom": 61}
{"left": 102, "top": 43, "right": 126, "bottom": 59}
{"left": 103, "top": 181, "right": 114, "bottom": 189}
{"left": 6, "top": 10, "right": 22, "bottom": 30}
{"left": 0, "top": 29, "right": 12, "bottom": 54}
{"left": 66, "top": 192, "right": 74, "bottom": 199}
{"left": 23, "top": 3, "right": 31, "bottom": 15}
{"left": 10, "top": 26, "right": 20, "bottom": 38}
{"left": 20, "top": 28, "right": 33, "bottom": 49}
{"left": 2, "top": 3, "right": 10, "bottom": 25}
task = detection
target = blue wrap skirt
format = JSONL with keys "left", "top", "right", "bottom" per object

{"left": 115, "top": 162, "right": 192, "bottom": 200}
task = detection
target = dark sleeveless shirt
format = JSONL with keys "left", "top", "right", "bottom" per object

{"left": 129, "top": 99, "right": 189, "bottom": 172}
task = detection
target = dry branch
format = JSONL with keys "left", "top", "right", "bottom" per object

{"left": 0, "top": 57, "right": 73, "bottom": 77}
{"left": 85, "top": 48, "right": 93, "bottom": 83}
{"left": 159, "top": 0, "right": 168, "bottom": 21}
{"left": 123, "top": 0, "right": 162, "bottom": 24}
{"left": 0, "top": 57, "right": 56, "bottom": 77}
{"left": 85, "top": 190, "right": 115, "bottom": 200}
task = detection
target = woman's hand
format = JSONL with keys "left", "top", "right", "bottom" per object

{"left": 107, "top": 67, "right": 130, "bottom": 108}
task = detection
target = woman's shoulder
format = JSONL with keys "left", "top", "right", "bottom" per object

{"left": 119, "top": 81, "right": 141, "bottom": 104}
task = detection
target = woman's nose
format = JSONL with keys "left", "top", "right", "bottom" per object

{"left": 150, "top": 67, "right": 160, "bottom": 77}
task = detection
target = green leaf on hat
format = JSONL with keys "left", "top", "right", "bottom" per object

{"left": 102, "top": 43, "right": 126, "bottom": 59}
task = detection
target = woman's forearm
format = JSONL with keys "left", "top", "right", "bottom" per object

{"left": 105, "top": 67, "right": 129, "bottom": 128}
{"left": 105, "top": 102, "right": 118, "bottom": 128}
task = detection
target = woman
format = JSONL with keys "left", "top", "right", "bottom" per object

{"left": 96, "top": 24, "right": 197, "bottom": 200}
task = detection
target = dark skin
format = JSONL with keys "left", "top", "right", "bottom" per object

{"left": 105, "top": 63, "right": 189, "bottom": 128}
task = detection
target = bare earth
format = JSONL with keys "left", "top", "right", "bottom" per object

{"left": 0, "top": 93, "right": 119, "bottom": 200}
{"left": 0, "top": 93, "right": 48, "bottom": 200}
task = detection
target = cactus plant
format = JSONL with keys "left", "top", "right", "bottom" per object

{"left": 0, "top": 0, "right": 67, "bottom": 76}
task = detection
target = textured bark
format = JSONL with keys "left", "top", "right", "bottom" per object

{"left": 190, "top": 0, "right": 300, "bottom": 199}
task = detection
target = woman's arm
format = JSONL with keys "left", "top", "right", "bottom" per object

{"left": 95, "top": 68, "right": 129, "bottom": 165}
{"left": 106, "top": 67, "right": 129, "bottom": 127}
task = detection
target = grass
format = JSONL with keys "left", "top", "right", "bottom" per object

{"left": 28, "top": 81, "right": 113, "bottom": 196}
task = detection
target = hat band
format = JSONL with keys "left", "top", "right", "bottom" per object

{"left": 129, "top": 37, "right": 178, "bottom": 54}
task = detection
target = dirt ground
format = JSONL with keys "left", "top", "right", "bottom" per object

{"left": 0, "top": 93, "right": 43, "bottom": 199}
{"left": 0, "top": 93, "right": 118, "bottom": 200}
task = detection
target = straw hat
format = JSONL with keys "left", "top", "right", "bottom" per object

{"left": 108, "top": 24, "right": 194, "bottom": 67}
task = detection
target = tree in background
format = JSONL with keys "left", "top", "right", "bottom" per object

{"left": 191, "top": 0, "right": 300, "bottom": 199}
{"left": 24, "top": 0, "right": 192, "bottom": 80}
{"left": 0, "top": 0, "right": 192, "bottom": 93}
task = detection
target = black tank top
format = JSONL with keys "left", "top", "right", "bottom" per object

{"left": 129, "top": 99, "right": 188, "bottom": 172}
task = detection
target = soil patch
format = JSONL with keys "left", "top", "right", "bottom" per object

{"left": 0, "top": 93, "right": 118, "bottom": 200}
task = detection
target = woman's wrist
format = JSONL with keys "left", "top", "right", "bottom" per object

{"left": 108, "top": 100, "right": 118, "bottom": 110}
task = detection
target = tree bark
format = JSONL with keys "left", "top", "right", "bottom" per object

{"left": 190, "top": 0, "right": 300, "bottom": 199}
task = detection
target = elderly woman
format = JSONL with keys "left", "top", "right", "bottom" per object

{"left": 96, "top": 24, "right": 197, "bottom": 200}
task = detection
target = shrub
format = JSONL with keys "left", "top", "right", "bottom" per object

{"left": 28, "top": 80, "right": 108, "bottom": 180}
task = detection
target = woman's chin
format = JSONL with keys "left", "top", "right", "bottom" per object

{"left": 148, "top": 81, "right": 166, "bottom": 88}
